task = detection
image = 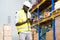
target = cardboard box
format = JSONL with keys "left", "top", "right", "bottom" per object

{"left": 0, "top": 35, "right": 3, "bottom": 40}
{"left": 32, "top": 30, "right": 38, "bottom": 40}
{"left": 46, "top": 17, "right": 60, "bottom": 40}
{"left": 4, "top": 37, "right": 12, "bottom": 40}
{"left": 0, "top": 27, "right": 3, "bottom": 40}
{"left": 4, "top": 31, "right": 12, "bottom": 35}
{"left": 3, "top": 24, "right": 12, "bottom": 40}
{"left": 46, "top": 30, "right": 53, "bottom": 40}
{"left": 0, "top": 27, "right": 3, "bottom": 33}
{"left": 3, "top": 24, "right": 12, "bottom": 35}
{"left": 4, "top": 24, "right": 12, "bottom": 31}
{"left": 4, "top": 34, "right": 12, "bottom": 37}
{"left": 55, "top": 17, "right": 60, "bottom": 40}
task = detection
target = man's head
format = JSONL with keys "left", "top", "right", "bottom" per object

{"left": 23, "top": 1, "right": 32, "bottom": 13}
{"left": 23, "top": 5, "right": 29, "bottom": 13}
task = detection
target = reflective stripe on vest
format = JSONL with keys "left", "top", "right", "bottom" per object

{"left": 16, "top": 9, "right": 31, "bottom": 32}
{"left": 18, "top": 28, "right": 31, "bottom": 32}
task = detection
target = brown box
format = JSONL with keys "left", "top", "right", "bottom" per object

{"left": 4, "top": 24, "right": 12, "bottom": 31}
{"left": 0, "top": 35, "right": 3, "bottom": 40}
{"left": 46, "top": 17, "right": 60, "bottom": 40}
{"left": 0, "top": 27, "right": 3, "bottom": 40}
{"left": 4, "top": 34, "right": 12, "bottom": 37}
{"left": 55, "top": 17, "right": 60, "bottom": 40}
{"left": 46, "top": 30, "right": 53, "bottom": 40}
{"left": 44, "top": 11, "right": 50, "bottom": 18}
{"left": 4, "top": 37, "right": 12, "bottom": 40}
{"left": 3, "top": 24, "right": 12, "bottom": 35}
{"left": 4, "top": 31, "right": 12, "bottom": 35}
{"left": 0, "top": 27, "right": 3, "bottom": 33}
{"left": 44, "top": 13, "right": 48, "bottom": 18}
{"left": 32, "top": 30, "right": 38, "bottom": 40}
{"left": 3, "top": 24, "right": 12, "bottom": 40}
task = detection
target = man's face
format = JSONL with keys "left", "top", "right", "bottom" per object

{"left": 23, "top": 5, "right": 29, "bottom": 12}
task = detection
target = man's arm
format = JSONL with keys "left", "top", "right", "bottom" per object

{"left": 16, "top": 19, "right": 27, "bottom": 26}
{"left": 15, "top": 18, "right": 32, "bottom": 26}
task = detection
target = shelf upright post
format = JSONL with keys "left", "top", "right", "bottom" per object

{"left": 37, "top": 7, "right": 40, "bottom": 40}
{"left": 51, "top": 0, "right": 56, "bottom": 40}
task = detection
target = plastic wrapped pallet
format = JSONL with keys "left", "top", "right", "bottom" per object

{"left": 3, "top": 24, "right": 12, "bottom": 40}
{"left": 0, "top": 26, "right": 3, "bottom": 40}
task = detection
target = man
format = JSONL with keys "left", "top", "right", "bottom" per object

{"left": 16, "top": 1, "right": 32, "bottom": 40}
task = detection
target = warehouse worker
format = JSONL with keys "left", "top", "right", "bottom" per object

{"left": 15, "top": 1, "right": 33, "bottom": 40}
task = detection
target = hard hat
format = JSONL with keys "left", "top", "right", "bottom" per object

{"left": 23, "top": 1, "right": 32, "bottom": 9}
{"left": 55, "top": 1, "right": 60, "bottom": 10}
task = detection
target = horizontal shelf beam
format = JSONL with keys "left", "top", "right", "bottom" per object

{"left": 30, "top": 0, "right": 46, "bottom": 13}
{"left": 31, "top": 11, "right": 60, "bottom": 27}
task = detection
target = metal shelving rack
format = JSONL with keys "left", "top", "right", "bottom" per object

{"left": 30, "top": 0, "right": 60, "bottom": 40}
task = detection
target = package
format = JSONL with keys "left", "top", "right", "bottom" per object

{"left": 4, "top": 37, "right": 12, "bottom": 40}
{"left": 46, "top": 29, "right": 53, "bottom": 40}
{"left": 55, "top": 17, "right": 60, "bottom": 40}
{"left": 46, "top": 17, "right": 60, "bottom": 40}
{"left": 4, "top": 24, "right": 12, "bottom": 31}
{"left": 4, "top": 31, "right": 12, "bottom": 35}
{"left": 3, "top": 24, "right": 12, "bottom": 40}
{"left": 32, "top": 29, "right": 38, "bottom": 40}
{"left": 34, "top": 32, "right": 38, "bottom": 40}
{"left": 40, "top": 14, "right": 44, "bottom": 21}
{"left": 29, "top": 0, "right": 37, "bottom": 5}
{"left": 44, "top": 11, "right": 48, "bottom": 18}
{"left": 0, "top": 26, "right": 3, "bottom": 40}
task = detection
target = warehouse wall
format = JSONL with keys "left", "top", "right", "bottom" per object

{"left": 0, "top": 0, "right": 27, "bottom": 40}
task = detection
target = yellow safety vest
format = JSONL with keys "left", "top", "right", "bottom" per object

{"left": 16, "top": 9, "right": 31, "bottom": 32}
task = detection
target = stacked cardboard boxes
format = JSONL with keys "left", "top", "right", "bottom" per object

{"left": 0, "top": 26, "right": 3, "bottom": 40}
{"left": 46, "top": 16, "right": 60, "bottom": 40}
{"left": 55, "top": 16, "right": 60, "bottom": 40}
{"left": 32, "top": 30, "right": 38, "bottom": 40}
{"left": 46, "top": 29, "right": 53, "bottom": 40}
{"left": 4, "top": 24, "right": 12, "bottom": 40}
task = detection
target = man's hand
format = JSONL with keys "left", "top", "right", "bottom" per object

{"left": 27, "top": 18, "right": 33, "bottom": 25}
